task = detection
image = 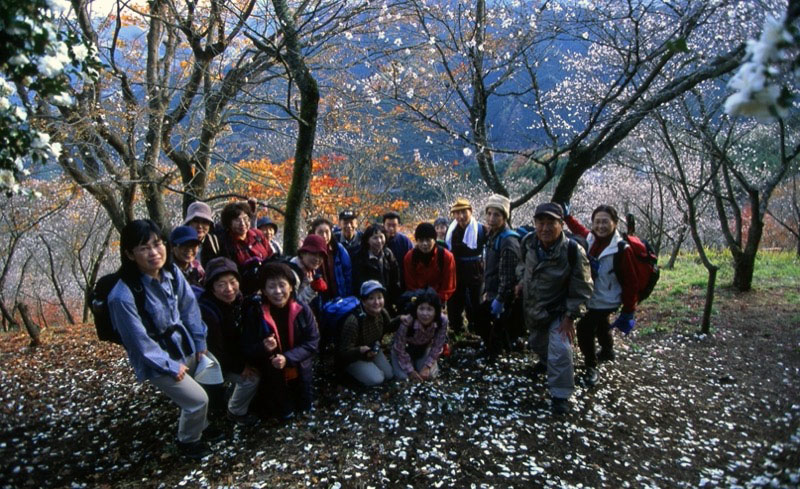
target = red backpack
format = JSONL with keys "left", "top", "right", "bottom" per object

{"left": 613, "top": 233, "right": 660, "bottom": 303}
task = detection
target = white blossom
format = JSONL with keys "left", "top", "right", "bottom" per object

{"left": 49, "top": 142, "right": 63, "bottom": 159}
{"left": 344, "top": 32, "right": 353, "bottom": 41}
{"left": 14, "top": 106, "right": 27, "bottom": 121}
{"left": 31, "top": 132, "right": 51, "bottom": 149}
{"left": 0, "top": 98, "right": 9, "bottom": 111}
{"left": 51, "top": 92, "right": 73, "bottom": 106}
{"left": 463, "top": 147, "right": 473, "bottom": 157}
{"left": 47, "top": 0, "right": 71, "bottom": 15}
{"left": 37, "top": 55, "right": 66, "bottom": 77}
{"left": 0, "top": 77, "right": 14, "bottom": 97}
{"left": 71, "top": 44, "right": 89, "bottom": 62}
{"left": 8, "top": 54, "right": 30, "bottom": 66}
{"left": 406, "top": 88, "right": 414, "bottom": 98}
{"left": 393, "top": 37, "right": 402, "bottom": 47}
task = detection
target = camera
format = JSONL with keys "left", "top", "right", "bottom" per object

{"left": 371, "top": 342, "right": 381, "bottom": 354}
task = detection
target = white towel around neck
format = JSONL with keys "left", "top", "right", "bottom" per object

{"left": 445, "top": 217, "right": 479, "bottom": 250}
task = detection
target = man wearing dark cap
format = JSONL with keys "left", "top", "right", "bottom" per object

{"left": 334, "top": 210, "right": 362, "bottom": 258}
{"left": 517, "top": 202, "right": 593, "bottom": 416}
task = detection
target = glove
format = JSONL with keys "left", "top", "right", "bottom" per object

{"left": 490, "top": 298, "right": 504, "bottom": 318}
{"left": 611, "top": 312, "right": 635, "bottom": 335}
{"left": 559, "top": 201, "right": 571, "bottom": 217}
{"left": 310, "top": 277, "right": 328, "bottom": 293}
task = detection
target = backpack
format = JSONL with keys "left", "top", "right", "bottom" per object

{"left": 319, "top": 296, "right": 362, "bottom": 345}
{"left": 89, "top": 265, "right": 178, "bottom": 345}
{"left": 613, "top": 233, "right": 660, "bottom": 303}
{"left": 520, "top": 232, "right": 581, "bottom": 269}
{"left": 490, "top": 228, "right": 520, "bottom": 251}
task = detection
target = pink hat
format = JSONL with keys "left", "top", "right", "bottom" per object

{"left": 183, "top": 201, "right": 214, "bottom": 226}
{"left": 298, "top": 234, "right": 328, "bottom": 256}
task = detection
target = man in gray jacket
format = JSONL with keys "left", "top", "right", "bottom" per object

{"left": 517, "top": 202, "right": 593, "bottom": 415}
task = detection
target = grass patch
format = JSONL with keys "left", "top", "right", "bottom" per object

{"left": 638, "top": 250, "right": 799, "bottom": 336}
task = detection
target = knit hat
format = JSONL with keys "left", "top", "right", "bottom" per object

{"left": 534, "top": 202, "right": 564, "bottom": 220}
{"left": 204, "top": 257, "right": 240, "bottom": 290}
{"left": 450, "top": 198, "right": 472, "bottom": 213}
{"left": 182, "top": 201, "right": 214, "bottom": 226}
{"left": 485, "top": 194, "right": 511, "bottom": 220}
{"left": 256, "top": 217, "right": 278, "bottom": 232}
{"left": 360, "top": 280, "right": 386, "bottom": 298}
{"left": 414, "top": 222, "right": 437, "bottom": 241}
{"left": 433, "top": 217, "right": 449, "bottom": 228}
{"left": 298, "top": 234, "right": 328, "bottom": 256}
{"left": 169, "top": 226, "right": 200, "bottom": 246}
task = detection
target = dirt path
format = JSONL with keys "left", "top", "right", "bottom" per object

{"left": 1, "top": 288, "right": 798, "bottom": 488}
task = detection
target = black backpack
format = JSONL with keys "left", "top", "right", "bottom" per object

{"left": 90, "top": 266, "right": 178, "bottom": 345}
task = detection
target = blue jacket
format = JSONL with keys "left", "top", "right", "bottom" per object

{"left": 108, "top": 264, "right": 206, "bottom": 382}
{"left": 332, "top": 241, "right": 353, "bottom": 298}
{"left": 386, "top": 233, "right": 414, "bottom": 287}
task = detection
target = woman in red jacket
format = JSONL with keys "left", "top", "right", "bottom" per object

{"left": 219, "top": 202, "right": 272, "bottom": 267}
{"left": 564, "top": 204, "right": 639, "bottom": 387}
{"left": 403, "top": 222, "right": 456, "bottom": 303}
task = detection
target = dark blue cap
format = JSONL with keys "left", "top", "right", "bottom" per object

{"left": 170, "top": 225, "right": 200, "bottom": 246}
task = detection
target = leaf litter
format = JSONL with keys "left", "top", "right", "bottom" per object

{"left": 0, "top": 297, "right": 798, "bottom": 488}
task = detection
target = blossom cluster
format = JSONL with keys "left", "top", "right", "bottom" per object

{"left": 725, "top": 14, "right": 797, "bottom": 121}
{"left": 0, "top": 0, "right": 100, "bottom": 196}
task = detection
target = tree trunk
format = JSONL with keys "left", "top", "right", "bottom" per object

{"left": 701, "top": 266, "right": 718, "bottom": 335}
{"left": 666, "top": 226, "right": 687, "bottom": 270}
{"left": 17, "top": 303, "right": 41, "bottom": 347}
{"left": 273, "top": 0, "right": 320, "bottom": 256}
{"left": 732, "top": 251, "right": 756, "bottom": 292}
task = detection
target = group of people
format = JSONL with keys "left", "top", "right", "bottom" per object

{"left": 106, "top": 195, "right": 643, "bottom": 459}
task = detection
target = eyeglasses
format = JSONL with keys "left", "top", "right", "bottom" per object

{"left": 133, "top": 239, "right": 165, "bottom": 254}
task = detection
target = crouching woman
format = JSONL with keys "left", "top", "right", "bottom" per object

{"left": 198, "top": 257, "right": 260, "bottom": 426}
{"left": 391, "top": 288, "right": 448, "bottom": 382}
{"left": 337, "top": 280, "right": 395, "bottom": 387}
{"left": 108, "top": 219, "right": 223, "bottom": 459}
{"left": 242, "top": 262, "right": 319, "bottom": 419}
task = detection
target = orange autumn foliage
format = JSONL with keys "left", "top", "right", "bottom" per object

{"left": 224, "top": 155, "right": 408, "bottom": 224}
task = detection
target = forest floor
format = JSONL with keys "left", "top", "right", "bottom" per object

{"left": 1, "top": 260, "right": 799, "bottom": 488}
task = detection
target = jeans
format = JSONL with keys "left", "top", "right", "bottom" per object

{"left": 344, "top": 350, "right": 393, "bottom": 386}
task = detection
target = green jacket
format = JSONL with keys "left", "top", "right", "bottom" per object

{"left": 517, "top": 231, "right": 593, "bottom": 326}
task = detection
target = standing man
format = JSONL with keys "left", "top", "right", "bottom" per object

{"left": 383, "top": 212, "right": 414, "bottom": 286}
{"left": 517, "top": 202, "right": 593, "bottom": 416}
{"left": 334, "top": 210, "right": 362, "bottom": 258}
{"left": 477, "top": 195, "right": 521, "bottom": 359}
{"left": 445, "top": 198, "right": 488, "bottom": 335}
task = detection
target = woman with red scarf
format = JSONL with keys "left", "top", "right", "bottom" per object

{"left": 241, "top": 262, "right": 319, "bottom": 420}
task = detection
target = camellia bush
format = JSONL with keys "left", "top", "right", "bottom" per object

{"left": 0, "top": 0, "right": 100, "bottom": 195}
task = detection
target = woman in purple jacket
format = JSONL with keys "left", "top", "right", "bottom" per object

{"left": 242, "top": 262, "right": 320, "bottom": 420}
{"left": 391, "top": 287, "right": 448, "bottom": 382}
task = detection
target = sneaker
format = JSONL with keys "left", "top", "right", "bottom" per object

{"left": 551, "top": 397, "right": 570, "bottom": 416}
{"left": 597, "top": 348, "right": 615, "bottom": 363}
{"left": 227, "top": 411, "right": 260, "bottom": 427}
{"left": 202, "top": 425, "right": 225, "bottom": 443}
{"left": 584, "top": 367, "right": 598, "bottom": 387}
{"left": 176, "top": 439, "right": 211, "bottom": 460}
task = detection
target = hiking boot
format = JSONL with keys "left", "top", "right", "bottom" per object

{"left": 176, "top": 439, "right": 211, "bottom": 460}
{"left": 584, "top": 367, "right": 598, "bottom": 387}
{"left": 597, "top": 348, "right": 615, "bottom": 363}
{"left": 202, "top": 425, "right": 225, "bottom": 443}
{"left": 551, "top": 397, "right": 570, "bottom": 416}
{"left": 528, "top": 361, "right": 547, "bottom": 378}
{"left": 227, "top": 411, "right": 260, "bottom": 427}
